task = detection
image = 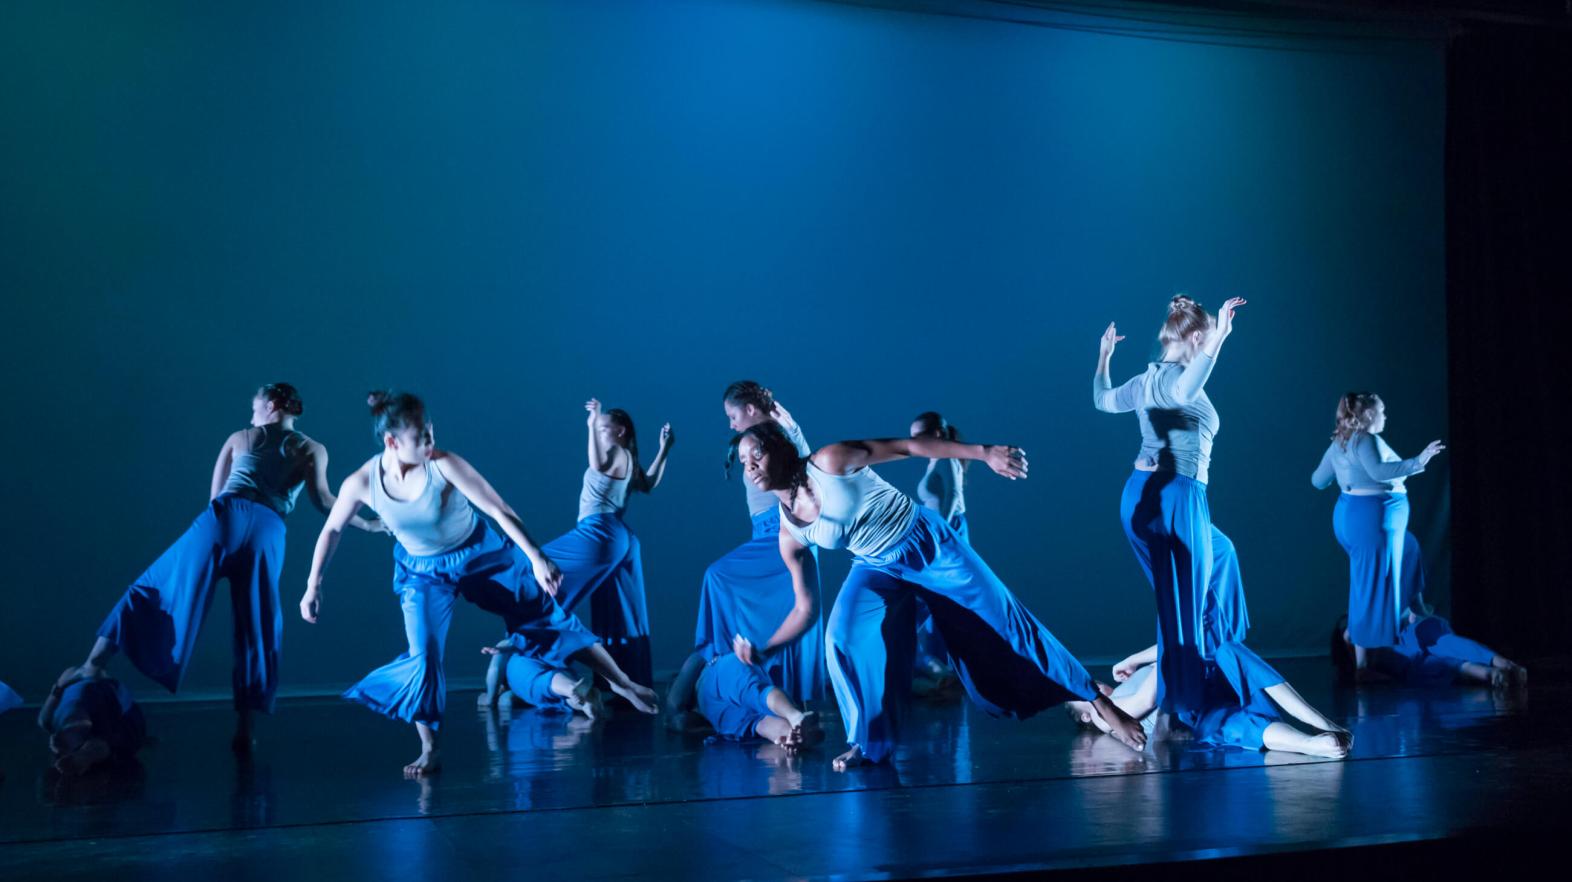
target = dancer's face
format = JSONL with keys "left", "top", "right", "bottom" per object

{"left": 738, "top": 435, "right": 772, "bottom": 490}
{"left": 724, "top": 401, "right": 763, "bottom": 433}
{"left": 1366, "top": 401, "right": 1387, "bottom": 434}
{"left": 386, "top": 421, "right": 435, "bottom": 465}
{"left": 594, "top": 414, "right": 628, "bottom": 449}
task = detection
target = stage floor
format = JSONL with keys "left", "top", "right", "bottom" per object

{"left": 1, "top": 657, "right": 1566, "bottom": 880}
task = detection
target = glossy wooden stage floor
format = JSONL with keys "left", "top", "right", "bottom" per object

{"left": 1, "top": 657, "right": 1565, "bottom": 880}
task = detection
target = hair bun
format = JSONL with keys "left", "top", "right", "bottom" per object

{"left": 1169, "top": 294, "right": 1199, "bottom": 312}
{"left": 368, "top": 390, "right": 389, "bottom": 411}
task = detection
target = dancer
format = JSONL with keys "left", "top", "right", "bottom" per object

{"left": 540, "top": 398, "right": 672, "bottom": 687}
{"left": 1065, "top": 527, "right": 1349, "bottom": 758}
{"left": 82, "top": 383, "right": 380, "bottom": 751}
{"left": 477, "top": 637, "right": 603, "bottom": 719}
{"left": 1312, "top": 393, "right": 1445, "bottom": 671}
{"left": 1093, "top": 295, "right": 1244, "bottom": 721}
{"left": 668, "top": 382, "right": 825, "bottom": 728}
{"left": 1073, "top": 643, "right": 1351, "bottom": 758}
{"left": 37, "top": 667, "right": 147, "bottom": 775}
{"left": 1332, "top": 613, "right": 1527, "bottom": 688}
{"left": 735, "top": 421, "right": 1145, "bottom": 770}
{"left": 300, "top": 391, "right": 657, "bottom": 778}
{"left": 694, "top": 654, "right": 824, "bottom": 752}
{"left": 909, "top": 411, "right": 968, "bottom": 691}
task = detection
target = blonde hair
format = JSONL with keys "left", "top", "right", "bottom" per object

{"left": 1159, "top": 295, "right": 1214, "bottom": 360}
{"left": 1333, "top": 392, "right": 1382, "bottom": 447}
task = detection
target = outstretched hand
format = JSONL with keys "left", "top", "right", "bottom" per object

{"left": 659, "top": 422, "right": 674, "bottom": 448}
{"left": 1099, "top": 322, "right": 1125, "bottom": 359}
{"left": 585, "top": 398, "right": 602, "bottom": 425}
{"left": 1418, "top": 439, "right": 1446, "bottom": 465}
{"left": 983, "top": 445, "right": 1029, "bottom": 480}
{"left": 1215, "top": 297, "right": 1247, "bottom": 338}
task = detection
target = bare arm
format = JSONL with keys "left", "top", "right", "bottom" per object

{"left": 210, "top": 432, "right": 241, "bottom": 500}
{"left": 814, "top": 437, "right": 1027, "bottom": 481}
{"left": 1311, "top": 444, "right": 1337, "bottom": 490}
{"left": 760, "top": 532, "right": 818, "bottom": 652}
{"left": 585, "top": 398, "right": 613, "bottom": 473}
{"left": 636, "top": 424, "right": 674, "bottom": 493}
{"left": 305, "top": 441, "right": 383, "bottom": 532}
{"left": 1172, "top": 297, "right": 1246, "bottom": 404}
{"left": 436, "top": 452, "right": 563, "bottom": 595}
{"left": 299, "top": 467, "right": 373, "bottom": 623}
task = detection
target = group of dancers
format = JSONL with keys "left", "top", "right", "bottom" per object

{"left": 0, "top": 295, "right": 1528, "bottom": 780}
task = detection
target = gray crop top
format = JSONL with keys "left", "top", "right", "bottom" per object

{"left": 1094, "top": 353, "right": 1219, "bottom": 484}
{"left": 1311, "top": 433, "right": 1425, "bottom": 494}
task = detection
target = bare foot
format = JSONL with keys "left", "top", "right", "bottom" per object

{"left": 564, "top": 679, "right": 602, "bottom": 720}
{"left": 783, "top": 712, "right": 823, "bottom": 753}
{"left": 404, "top": 749, "right": 442, "bottom": 778}
{"left": 832, "top": 744, "right": 869, "bottom": 772}
{"left": 608, "top": 681, "right": 659, "bottom": 714}
{"left": 1092, "top": 696, "right": 1146, "bottom": 751}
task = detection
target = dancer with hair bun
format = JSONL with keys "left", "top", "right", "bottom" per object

{"left": 302, "top": 391, "right": 658, "bottom": 778}
{"left": 1312, "top": 393, "right": 1445, "bottom": 673}
{"left": 82, "top": 383, "right": 378, "bottom": 751}
{"left": 1093, "top": 295, "right": 1247, "bottom": 726}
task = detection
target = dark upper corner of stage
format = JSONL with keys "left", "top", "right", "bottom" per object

{"left": 1, "top": 656, "right": 1569, "bottom": 882}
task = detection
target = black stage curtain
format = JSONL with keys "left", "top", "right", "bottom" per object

{"left": 1446, "top": 21, "right": 1572, "bottom": 658}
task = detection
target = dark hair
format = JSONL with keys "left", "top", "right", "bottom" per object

{"left": 1329, "top": 615, "right": 1356, "bottom": 683}
{"left": 722, "top": 380, "right": 774, "bottom": 414}
{"left": 603, "top": 407, "right": 647, "bottom": 484}
{"left": 368, "top": 390, "right": 427, "bottom": 441}
{"left": 912, "top": 410, "right": 968, "bottom": 475}
{"left": 727, "top": 421, "right": 809, "bottom": 504}
{"left": 257, "top": 382, "right": 304, "bottom": 417}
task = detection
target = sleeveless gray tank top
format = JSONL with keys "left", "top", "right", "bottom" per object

{"left": 368, "top": 455, "right": 478, "bottom": 556}
{"left": 221, "top": 425, "right": 310, "bottom": 516}
{"left": 780, "top": 461, "right": 917, "bottom": 559}
{"left": 578, "top": 450, "right": 634, "bottom": 520}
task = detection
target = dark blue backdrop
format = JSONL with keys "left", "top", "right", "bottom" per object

{"left": 0, "top": 0, "right": 1447, "bottom": 698}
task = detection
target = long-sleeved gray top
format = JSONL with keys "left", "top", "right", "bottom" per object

{"left": 1094, "top": 353, "right": 1220, "bottom": 485}
{"left": 1311, "top": 432, "right": 1425, "bottom": 493}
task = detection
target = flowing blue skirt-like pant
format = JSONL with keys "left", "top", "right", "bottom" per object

{"left": 96, "top": 494, "right": 286, "bottom": 712}
{"left": 826, "top": 507, "right": 1099, "bottom": 763}
{"left": 913, "top": 514, "right": 968, "bottom": 678}
{"left": 693, "top": 509, "right": 825, "bottom": 702}
{"left": 1120, "top": 470, "right": 1214, "bottom": 717}
{"left": 545, "top": 513, "right": 652, "bottom": 688}
{"left": 1333, "top": 492, "right": 1411, "bottom": 648}
{"left": 344, "top": 522, "right": 598, "bottom": 729}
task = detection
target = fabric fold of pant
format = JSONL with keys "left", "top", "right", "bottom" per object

{"left": 545, "top": 513, "right": 652, "bottom": 687}
{"left": 345, "top": 522, "right": 597, "bottom": 729}
{"left": 694, "top": 508, "right": 825, "bottom": 703}
{"left": 1333, "top": 492, "right": 1411, "bottom": 647}
{"left": 96, "top": 494, "right": 286, "bottom": 712}
{"left": 826, "top": 507, "right": 1098, "bottom": 763}
{"left": 1120, "top": 469, "right": 1214, "bottom": 716}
